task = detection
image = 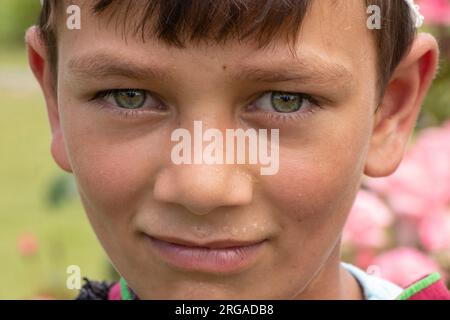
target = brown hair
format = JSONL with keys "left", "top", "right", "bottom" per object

{"left": 38, "top": 0, "right": 416, "bottom": 97}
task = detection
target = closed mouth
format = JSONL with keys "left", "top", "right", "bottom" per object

{"left": 144, "top": 234, "right": 267, "bottom": 274}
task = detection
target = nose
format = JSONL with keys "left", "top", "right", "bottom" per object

{"left": 153, "top": 164, "right": 253, "bottom": 215}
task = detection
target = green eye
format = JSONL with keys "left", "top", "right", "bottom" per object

{"left": 113, "top": 89, "right": 146, "bottom": 109}
{"left": 271, "top": 92, "right": 302, "bottom": 113}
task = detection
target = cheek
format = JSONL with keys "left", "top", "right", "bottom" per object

{"left": 73, "top": 142, "right": 152, "bottom": 213}
{"left": 263, "top": 118, "right": 371, "bottom": 228}
{"left": 60, "top": 104, "right": 171, "bottom": 219}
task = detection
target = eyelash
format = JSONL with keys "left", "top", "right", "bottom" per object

{"left": 90, "top": 89, "right": 324, "bottom": 122}
{"left": 90, "top": 89, "right": 163, "bottom": 118}
{"left": 247, "top": 91, "right": 323, "bottom": 123}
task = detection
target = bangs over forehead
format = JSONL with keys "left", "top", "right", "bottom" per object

{"left": 43, "top": 0, "right": 311, "bottom": 50}
{"left": 40, "top": 0, "right": 416, "bottom": 95}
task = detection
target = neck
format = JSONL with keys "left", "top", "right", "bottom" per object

{"left": 294, "top": 244, "right": 364, "bottom": 300}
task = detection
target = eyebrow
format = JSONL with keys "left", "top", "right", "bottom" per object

{"left": 67, "top": 52, "right": 353, "bottom": 86}
{"left": 233, "top": 61, "right": 353, "bottom": 86}
{"left": 67, "top": 53, "right": 170, "bottom": 81}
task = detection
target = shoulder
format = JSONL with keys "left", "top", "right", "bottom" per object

{"left": 397, "top": 273, "right": 450, "bottom": 300}
{"left": 342, "top": 262, "right": 403, "bottom": 300}
{"left": 342, "top": 262, "right": 450, "bottom": 300}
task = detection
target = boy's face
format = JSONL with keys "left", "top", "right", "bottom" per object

{"left": 41, "top": 0, "right": 381, "bottom": 298}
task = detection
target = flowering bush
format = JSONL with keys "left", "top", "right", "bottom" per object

{"left": 343, "top": 0, "right": 450, "bottom": 290}
{"left": 371, "top": 247, "right": 445, "bottom": 288}
{"left": 417, "top": 0, "right": 450, "bottom": 26}
{"left": 343, "top": 120, "right": 450, "bottom": 288}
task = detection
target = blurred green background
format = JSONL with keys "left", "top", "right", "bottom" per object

{"left": 0, "top": 0, "right": 115, "bottom": 300}
{"left": 1, "top": 0, "right": 449, "bottom": 299}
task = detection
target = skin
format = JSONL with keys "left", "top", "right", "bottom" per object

{"left": 26, "top": 0, "right": 438, "bottom": 299}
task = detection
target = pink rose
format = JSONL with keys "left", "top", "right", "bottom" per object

{"left": 17, "top": 233, "right": 39, "bottom": 257}
{"left": 372, "top": 247, "right": 444, "bottom": 288}
{"left": 343, "top": 190, "right": 393, "bottom": 249}
{"left": 411, "top": 123, "right": 450, "bottom": 203}
{"left": 366, "top": 121, "right": 450, "bottom": 219}
{"left": 355, "top": 248, "right": 377, "bottom": 270}
{"left": 419, "top": 207, "right": 450, "bottom": 252}
{"left": 417, "top": 0, "right": 450, "bottom": 25}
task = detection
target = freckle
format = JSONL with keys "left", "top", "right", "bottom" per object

{"left": 222, "top": 65, "right": 227, "bottom": 70}
{"left": 194, "top": 225, "right": 209, "bottom": 238}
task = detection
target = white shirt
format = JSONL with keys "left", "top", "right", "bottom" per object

{"left": 341, "top": 262, "right": 404, "bottom": 300}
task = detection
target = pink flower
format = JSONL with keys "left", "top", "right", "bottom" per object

{"left": 17, "top": 233, "right": 38, "bottom": 257}
{"left": 355, "top": 248, "right": 377, "bottom": 270}
{"left": 419, "top": 207, "right": 450, "bottom": 252}
{"left": 372, "top": 247, "right": 444, "bottom": 288}
{"left": 417, "top": 0, "right": 450, "bottom": 25}
{"left": 342, "top": 190, "right": 393, "bottom": 249}
{"left": 366, "top": 120, "right": 450, "bottom": 220}
{"left": 411, "top": 123, "right": 450, "bottom": 199}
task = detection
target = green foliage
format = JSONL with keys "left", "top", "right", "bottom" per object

{"left": 418, "top": 26, "right": 450, "bottom": 128}
{"left": 47, "top": 174, "right": 78, "bottom": 208}
{"left": 0, "top": 0, "right": 41, "bottom": 48}
{"left": 423, "top": 58, "right": 450, "bottom": 124}
{"left": 0, "top": 82, "right": 111, "bottom": 299}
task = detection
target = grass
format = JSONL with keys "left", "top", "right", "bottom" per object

{"left": 0, "top": 47, "right": 28, "bottom": 68}
{"left": 0, "top": 50, "right": 111, "bottom": 299}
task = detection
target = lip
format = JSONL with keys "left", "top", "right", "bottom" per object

{"left": 144, "top": 234, "right": 267, "bottom": 274}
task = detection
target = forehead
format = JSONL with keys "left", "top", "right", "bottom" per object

{"left": 57, "top": 0, "right": 376, "bottom": 82}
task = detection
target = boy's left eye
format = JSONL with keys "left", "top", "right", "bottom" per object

{"left": 252, "top": 91, "right": 319, "bottom": 113}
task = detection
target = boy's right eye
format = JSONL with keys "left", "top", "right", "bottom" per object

{"left": 108, "top": 89, "right": 147, "bottom": 109}
{"left": 93, "top": 89, "right": 166, "bottom": 111}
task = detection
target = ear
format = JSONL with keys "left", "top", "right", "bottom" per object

{"left": 25, "top": 26, "right": 72, "bottom": 173}
{"left": 364, "top": 33, "right": 439, "bottom": 177}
